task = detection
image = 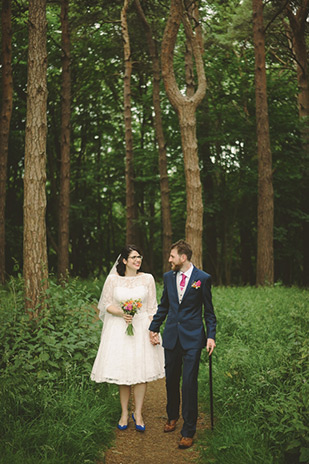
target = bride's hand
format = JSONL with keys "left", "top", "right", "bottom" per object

{"left": 149, "top": 331, "right": 160, "bottom": 345}
{"left": 123, "top": 313, "right": 133, "bottom": 324}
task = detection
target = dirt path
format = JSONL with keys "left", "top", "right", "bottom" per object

{"left": 102, "top": 378, "right": 210, "bottom": 464}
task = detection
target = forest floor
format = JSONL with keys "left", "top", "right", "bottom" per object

{"left": 99, "top": 377, "right": 211, "bottom": 464}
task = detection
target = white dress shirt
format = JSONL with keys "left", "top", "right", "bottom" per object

{"left": 177, "top": 264, "right": 193, "bottom": 303}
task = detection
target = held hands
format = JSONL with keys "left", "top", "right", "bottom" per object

{"left": 206, "top": 338, "right": 216, "bottom": 356}
{"left": 149, "top": 331, "right": 160, "bottom": 346}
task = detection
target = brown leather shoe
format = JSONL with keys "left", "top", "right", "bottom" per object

{"left": 164, "top": 419, "right": 178, "bottom": 433}
{"left": 178, "top": 437, "right": 193, "bottom": 449}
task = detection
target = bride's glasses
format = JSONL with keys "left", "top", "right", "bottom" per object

{"left": 129, "top": 255, "right": 143, "bottom": 261}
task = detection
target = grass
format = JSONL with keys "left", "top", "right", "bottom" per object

{"left": 0, "top": 277, "right": 119, "bottom": 464}
{"left": 0, "top": 279, "right": 308, "bottom": 463}
{"left": 198, "top": 286, "right": 309, "bottom": 464}
{"left": 0, "top": 376, "right": 119, "bottom": 464}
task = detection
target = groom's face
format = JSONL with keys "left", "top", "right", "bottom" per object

{"left": 169, "top": 248, "right": 185, "bottom": 272}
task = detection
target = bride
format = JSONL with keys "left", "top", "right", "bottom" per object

{"left": 91, "top": 245, "right": 165, "bottom": 432}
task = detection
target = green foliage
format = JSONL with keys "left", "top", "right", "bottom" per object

{"left": 199, "top": 287, "right": 309, "bottom": 463}
{"left": 1, "top": 281, "right": 308, "bottom": 463}
{"left": 1, "top": 278, "right": 101, "bottom": 381}
{"left": 0, "top": 376, "right": 118, "bottom": 464}
{"left": 5, "top": 0, "right": 308, "bottom": 285}
{"left": 0, "top": 277, "right": 119, "bottom": 464}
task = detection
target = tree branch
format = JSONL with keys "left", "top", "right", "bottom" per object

{"left": 264, "top": 0, "right": 289, "bottom": 34}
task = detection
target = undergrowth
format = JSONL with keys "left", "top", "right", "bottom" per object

{"left": 0, "top": 277, "right": 118, "bottom": 464}
{"left": 198, "top": 286, "right": 309, "bottom": 464}
{"left": 1, "top": 280, "right": 308, "bottom": 463}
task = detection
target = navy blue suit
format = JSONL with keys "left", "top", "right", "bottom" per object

{"left": 149, "top": 266, "right": 216, "bottom": 437}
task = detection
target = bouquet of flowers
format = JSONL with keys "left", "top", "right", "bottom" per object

{"left": 121, "top": 298, "right": 142, "bottom": 336}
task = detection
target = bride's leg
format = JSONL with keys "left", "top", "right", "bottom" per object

{"left": 118, "top": 385, "right": 131, "bottom": 426}
{"left": 133, "top": 382, "right": 147, "bottom": 425}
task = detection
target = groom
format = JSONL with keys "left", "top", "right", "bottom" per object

{"left": 149, "top": 239, "right": 216, "bottom": 449}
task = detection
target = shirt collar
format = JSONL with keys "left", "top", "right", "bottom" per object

{"left": 179, "top": 263, "right": 193, "bottom": 278}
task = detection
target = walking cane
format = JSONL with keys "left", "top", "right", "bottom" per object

{"left": 209, "top": 354, "right": 214, "bottom": 430}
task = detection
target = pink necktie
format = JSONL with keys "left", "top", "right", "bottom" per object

{"left": 180, "top": 273, "right": 186, "bottom": 291}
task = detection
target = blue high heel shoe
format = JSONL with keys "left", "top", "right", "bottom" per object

{"left": 117, "top": 422, "right": 128, "bottom": 431}
{"left": 132, "top": 413, "right": 145, "bottom": 432}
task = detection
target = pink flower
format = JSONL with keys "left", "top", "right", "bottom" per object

{"left": 192, "top": 280, "right": 201, "bottom": 289}
{"left": 120, "top": 298, "right": 142, "bottom": 335}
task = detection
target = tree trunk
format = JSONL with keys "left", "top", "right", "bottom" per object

{"left": 252, "top": 0, "right": 274, "bottom": 286}
{"left": 161, "top": 0, "right": 206, "bottom": 269}
{"left": 184, "top": 0, "right": 198, "bottom": 98}
{"left": 121, "top": 0, "right": 138, "bottom": 245}
{"left": 58, "top": 0, "right": 71, "bottom": 282}
{"left": 0, "top": 0, "right": 13, "bottom": 284}
{"left": 178, "top": 105, "right": 203, "bottom": 266}
{"left": 23, "top": 0, "right": 48, "bottom": 313}
{"left": 286, "top": 1, "right": 309, "bottom": 286}
{"left": 134, "top": 0, "right": 172, "bottom": 273}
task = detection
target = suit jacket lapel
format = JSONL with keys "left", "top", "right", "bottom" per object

{"left": 181, "top": 266, "right": 199, "bottom": 303}
{"left": 169, "top": 271, "right": 179, "bottom": 304}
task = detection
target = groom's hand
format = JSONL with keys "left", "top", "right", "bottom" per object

{"left": 149, "top": 331, "right": 160, "bottom": 345}
{"left": 206, "top": 338, "right": 216, "bottom": 356}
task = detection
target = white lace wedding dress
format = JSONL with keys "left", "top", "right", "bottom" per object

{"left": 91, "top": 273, "right": 165, "bottom": 385}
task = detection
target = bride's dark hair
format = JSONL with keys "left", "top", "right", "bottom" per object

{"left": 116, "top": 244, "right": 142, "bottom": 276}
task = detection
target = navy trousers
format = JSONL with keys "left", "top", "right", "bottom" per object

{"left": 164, "top": 338, "right": 202, "bottom": 438}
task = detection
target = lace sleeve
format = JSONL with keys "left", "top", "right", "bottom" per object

{"left": 147, "top": 274, "right": 158, "bottom": 316}
{"left": 97, "top": 275, "right": 114, "bottom": 322}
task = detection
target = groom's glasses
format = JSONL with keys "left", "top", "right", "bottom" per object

{"left": 129, "top": 255, "right": 143, "bottom": 261}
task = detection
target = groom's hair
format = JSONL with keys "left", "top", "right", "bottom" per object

{"left": 171, "top": 240, "right": 192, "bottom": 261}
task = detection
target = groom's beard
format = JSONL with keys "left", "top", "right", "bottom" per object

{"left": 170, "top": 263, "right": 181, "bottom": 272}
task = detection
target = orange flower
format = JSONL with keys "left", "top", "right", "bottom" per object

{"left": 120, "top": 298, "right": 143, "bottom": 336}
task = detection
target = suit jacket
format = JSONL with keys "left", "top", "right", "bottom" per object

{"left": 149, "top": 266, "right": 216, "bottom": 350}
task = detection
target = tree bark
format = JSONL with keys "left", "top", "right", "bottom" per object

{"left": 58, "top": 0, "right": 71, "bottom": 282}
{"left": 23, "top": 0, "right": 48, "bottom": 313}
{"left": 0, "top": 0, "right": 13, "bottom": 284}
{"left": 184, "top": 0, "right": 199, "bottom": 98}
{"left": 134, "top": 0, "right": 172, "bottom": 273}
{"left": 121, "top": 0, "right": 138, "bottom": 245}
{"left": 161, "top": 0, "right": 206, "bottom": 269}
{"left": 286, "top": 1, "right": 309, "bottom": 286}
{"left": 252, "top": 0, "right": 274, "bottom": 286}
